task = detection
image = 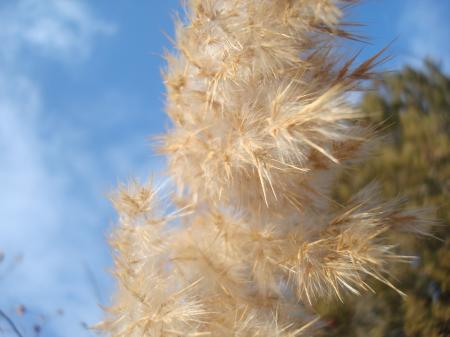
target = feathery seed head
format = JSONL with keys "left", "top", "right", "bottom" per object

{"left": 102, "top": 1, "right": 430, "bottom": 336}
{"left": 160, "top": 1, "right": 373, "bottom": 214}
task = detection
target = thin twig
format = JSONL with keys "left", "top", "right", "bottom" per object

{"left": 83, "top": 262, "right": 103, "bottom": 304}
{"left": 0, "top": 310, "right": 24, "bottom": 337}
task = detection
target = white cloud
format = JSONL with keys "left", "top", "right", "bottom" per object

{"left": 0, "top": 70, "right": 110, "bottom": 329}
{"left": 0, "top": 1, "right": 118, "bottom": 336}
{"left": 0, "top": 0, "right": 116, "bottom": 64}
{"left": 398, "top": 0, "right": 450, "bottom": 72}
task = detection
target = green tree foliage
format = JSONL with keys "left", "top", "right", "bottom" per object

{"left": 317, "top": 60, "right": 450, "bottom": 337}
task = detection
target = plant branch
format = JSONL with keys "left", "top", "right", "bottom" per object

{"left": 0, "top": 310, "right": 24, "bottom": 337}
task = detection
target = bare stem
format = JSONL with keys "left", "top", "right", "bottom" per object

{"left": 0, "top": 309, "right": 25, "bottom": 337}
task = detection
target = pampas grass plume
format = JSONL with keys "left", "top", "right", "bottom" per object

{"left": 100, "top": 1, "right": 428, "bottom": 336}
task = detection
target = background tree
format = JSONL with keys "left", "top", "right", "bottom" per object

{"left": 318, "top": 60, "right": 450, "bottom": 337}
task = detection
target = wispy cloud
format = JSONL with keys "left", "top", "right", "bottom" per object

{"left": 0, "top": 1, "right": 118, "bottom": 336}
{"left": 398, "top": 0, "right": 450, "bottom": 72}
{"left": 0, "top": 0, "right": 115, "bottom": 64}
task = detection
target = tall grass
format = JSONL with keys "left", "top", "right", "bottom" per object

{"left": 101, "top": 1, "right": 429, "bottom": 335}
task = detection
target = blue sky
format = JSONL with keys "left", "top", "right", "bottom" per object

{"left": 0, "top": 0, "right": 449, "bottom": 336}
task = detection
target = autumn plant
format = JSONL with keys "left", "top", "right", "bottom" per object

{"left": 101, "top": 1, "right": 428, "bottom": 336}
